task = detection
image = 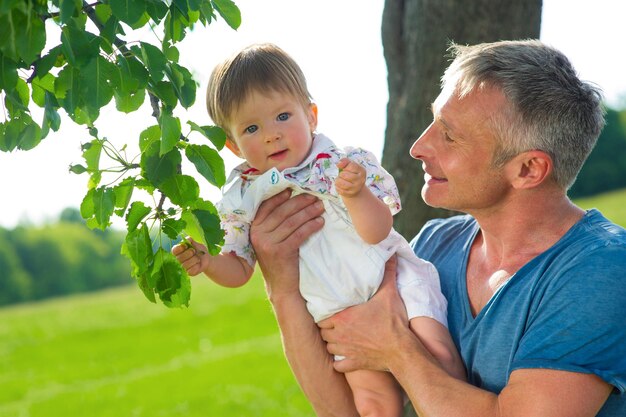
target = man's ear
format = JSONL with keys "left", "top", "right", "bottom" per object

{"left": 308, "top": 103, "right": 318, "bottom": 132}
{"left": 506, "top": 150, "right": 553, "bottom": 189}
{"left": 225, "top": 139, "right": 242, "bottom": 157}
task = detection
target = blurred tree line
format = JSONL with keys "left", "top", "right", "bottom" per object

{"left": 0, "top": 208, "right": 132, "bottom": 306}
{"left": 569, "top": 107, "right": 626, "bottom": 198}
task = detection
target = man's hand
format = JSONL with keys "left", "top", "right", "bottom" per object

{"left": 250, "top": 189, "right": 324, "bottom": 299}
{"left": 319, "top": 256, "right": 410, "bottom": 373}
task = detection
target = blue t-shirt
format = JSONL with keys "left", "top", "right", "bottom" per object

{"left": 411, "top": 209, "right": 626, "bottom": 416}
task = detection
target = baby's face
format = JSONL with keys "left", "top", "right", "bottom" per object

{"left": 226, "top": 89, "right": 317, "bottom": 173}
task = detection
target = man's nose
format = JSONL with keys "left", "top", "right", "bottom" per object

{"left": 409, "top": 122, "right": 434, "bottom": 160}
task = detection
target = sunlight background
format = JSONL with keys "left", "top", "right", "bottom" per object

{"left": 1, "top": 0, "right": 625, "bottom": 228}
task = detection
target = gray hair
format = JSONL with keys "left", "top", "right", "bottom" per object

{"left": 442, "top": 39, "right": 605, "bottom": 190}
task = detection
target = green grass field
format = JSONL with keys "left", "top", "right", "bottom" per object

{"left": 0, "top": 273, "right": 315, "bottom": 417}
{"left": 574, "top": 188, "right": 626, "bottom": 227}
{"left": 1, "top": 188, "right": 624, "bottom": 417}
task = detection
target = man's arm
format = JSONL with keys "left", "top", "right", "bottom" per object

{"left": 319, "top": 259, "right": 612, "bottom": 417}
{"left": 250, "top": 190, "right": 359, "bottom": 417}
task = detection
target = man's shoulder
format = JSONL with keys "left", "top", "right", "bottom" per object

{"left": 411, "top": 214, "right": 476, "bottom": 254}
{"left": 420, "top": 213, "right": 476, "bottom": 237}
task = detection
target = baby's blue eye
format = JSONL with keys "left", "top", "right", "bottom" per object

{"left": 245, "top": 125, "right": 258, "bottom": 134}
{"left": 277, "top": 112, "right": 290, "bottom": 121}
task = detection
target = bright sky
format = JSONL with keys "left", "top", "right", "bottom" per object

{"left": 1, "top": 0, "right": 625, "bottom": 229}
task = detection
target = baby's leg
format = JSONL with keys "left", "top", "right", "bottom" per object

{"left": 345, "top": 369, "right": 404, "bottom": 417}
{"left": 409, "top": 316, "right": 466, "bottom": 380}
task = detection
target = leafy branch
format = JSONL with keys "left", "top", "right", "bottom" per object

{"left": 0, "top": 0, "right": 239, "bottom": 307}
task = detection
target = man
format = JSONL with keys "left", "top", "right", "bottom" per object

{"left": 249, "top": 40, "right": 626, "bottom": 417}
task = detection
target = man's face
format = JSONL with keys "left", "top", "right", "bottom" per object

{"left": 409, "top": 85, "right": 513, "bottom": 214}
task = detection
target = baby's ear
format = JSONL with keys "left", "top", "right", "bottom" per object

{"left": 225, "top": 139, "right": 242, "bottom": 157}
{"left": 308, "top": 103, "right": 318, "bottom": 132}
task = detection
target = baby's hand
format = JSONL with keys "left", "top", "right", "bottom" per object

{"left": 335, "top": 158, "right": 366, "bottom": 198}
{"left": 172, "top": 237, "right": 209, "bottom": 276}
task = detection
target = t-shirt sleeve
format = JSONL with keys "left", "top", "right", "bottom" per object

{"left": 345, "top": 147, "right": 401, "bottom": 215}
{"left": 511, "top": 246, "right": 626, "bottom": 393}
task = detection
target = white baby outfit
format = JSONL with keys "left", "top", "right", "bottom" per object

{"left": 217, "top": 134, "right": 448, "bottom": 325}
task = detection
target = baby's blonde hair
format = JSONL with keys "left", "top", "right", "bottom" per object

{"left": 206, "top": 43, "right": 313, "bottom": 135}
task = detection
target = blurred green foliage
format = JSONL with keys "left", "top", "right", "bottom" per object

{"left": 0, "top": 208, "right": 131, "bottom": 306}
{"left": 569, "top": 107, "right": 626, "bottom": 198}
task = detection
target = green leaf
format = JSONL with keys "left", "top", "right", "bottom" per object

{"left": 113, "top": 177, "right": 135, "bottom": 215}
{"left": 121, "top": 224, "right": 156, "bottom": 303}
{"left": 69, "top": 164, "right": 87, "bottom": 174}
{"left": 92, "top": 186, "right": 116, "bottom": 230}
{"left": 18, "top": 12, "right": 46, "bottom": 65}
{"left": 109, "top": 0, "right": 147, "bottom": 25}
{"left": 166, "top": 63, "right": 196, "bottom": 108}
{"left": 141, "top": 140, "right": 182, "bottom": 186}
{"left": 181, "top": 208, "right": 223, "bottom": 255}
{"left": 33, "top": 45, "right": 64, "bottom": 79}
{"left": 0, "top": 53, "right": 18, "bottom": 91}
{"left": 187, "top": 0, "right": 203, "bottom": 12}
{"left": 94, "top": 3, "right": 113, "bottom": 23}
{"left": 116, "top": 55, "right": 149, "bottom": 92}
{"left": 139, "top": 124, "right": 161, "bottom": 152}
{"left": 0, "top": 114, "right": 42, "bottom": 152}
{"left": 159, "top": 112, "right": 181, "bottom": 155}
{"left": 114, "top": 88, "right": 145, "bottom": 113}
{"left": 125, "top": 201, "right": 151, "bottom": 232}
{"left": 55, "top": 65, "right": 83, "bottom": 117}
{"left": 159, "top": 174, "right": 199, "bottom": 207}
{"left": 163, "top": 7, "right": 188, "bottom": 43}
{"left": 150, "top": 80, "right": 177, "bottom": 107}
{"left": 164, "top": 44, "right": 179, "bottom": 62}
{"left": 162, "top": 217, "right": 186, "bottom": 240}
{"left": 198, "top": 1, "right": 216, "bottom": 25}
{"left": 59, "top": 0, "right": 81, "bottom": 23}
{"left": 60, "top": 21, "right": 101, "bottom": 68}
{"left": 82, "top": 139, "right": 103, "bottom": 189}
{"left": 43, "top": 91, "right": 61, "bottom": 132}
{"left": 185, "top": 143, "right": 226, "bottom": 187}
{"left": 211, "top": 0, "right": 241, "bottom": 30}
{"left": 81, "top": 55, "right": 115, "bottom": 111}
{"left": 139, "top": 42, "right": 167, "bottom": 82}
{"left": 0, "top": 8, "right": 47, "bottom": 65}
{"left": 3, "top": 77, "right": 29, "bottom": 117}
{"left": 187, "top": 121, "right": 226, "bottom": 149}
{"left": 146, "top": 0, "right": 169, "bottom": 24}
{"left": 31, "top": 73, "right": 56, "bottom": 106}
{"left": 151, "top": 248, "right": 190, "bottom": 307}
{"left": 80, "top": 188, "right": 96, "bottom": 219}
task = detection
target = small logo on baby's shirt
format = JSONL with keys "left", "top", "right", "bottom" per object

{"left": 271, "top": 170, "right": 279, "bottom": 184}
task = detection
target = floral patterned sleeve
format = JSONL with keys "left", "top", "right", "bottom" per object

{"left": 216, "top": 206, "right": 256, "bottom": 268}
{"left": 345, "top": 146, "right": 402, "bottom": 215}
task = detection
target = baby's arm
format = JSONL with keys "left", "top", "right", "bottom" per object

{"left": 335, "top": 158, "right": 393, "bottom": 244}
{"left": 172, "top": 238, "right": 254, "bottom": 288}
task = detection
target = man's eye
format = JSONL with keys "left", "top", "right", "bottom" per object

{"left": 444, "top": 132, "right": 454, "bottom": 142}
{"left": 277, "top": 112, "right": 290, "bottom": 121}
{"left": 245, "top": 125, "right": 258, "bottom": 134}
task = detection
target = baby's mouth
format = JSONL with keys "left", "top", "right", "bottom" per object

{"left": 269, "top": 149, "right": 288, "bottom": 158}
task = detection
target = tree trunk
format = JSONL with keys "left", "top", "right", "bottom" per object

{"left": 381, "top": 0, "right": 542, "bottom": 239}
